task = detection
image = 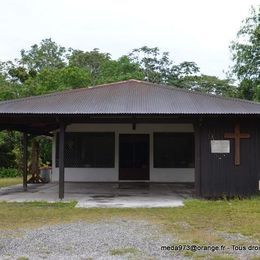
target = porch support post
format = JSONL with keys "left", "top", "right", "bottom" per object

{"left": 59, "top": 122, "right": 65, "bottom": 199}
{"left": 194, "top": 121, "right": 202, "bottom": 197}
{"left": 22, "top": 132, "right": 28, "bottom": 191}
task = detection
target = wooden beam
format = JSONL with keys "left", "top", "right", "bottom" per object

{"left": 22, "top": 132, "right": 28, "bottom": 191}
{"left": 59, "top": 122, "right": 65, "bottom": 199}
{"left": 194, "top": 121, "right": 202, "bottom": 197}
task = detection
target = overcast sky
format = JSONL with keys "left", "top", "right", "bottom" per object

{"left": 0, "top": 0, "right": 259, "bottom": 78}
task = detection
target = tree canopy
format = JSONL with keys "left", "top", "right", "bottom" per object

{"left": 68, "top": 48, "right": 110, "bottom": 85}
{"left": 20, "top": 38, "right": 68, "bottom": 72}
{"left": 230, "top": 6, "right": 260, "bottom": 100}
{"left": 0, "top": 39, "right": 240, "bottom": 101}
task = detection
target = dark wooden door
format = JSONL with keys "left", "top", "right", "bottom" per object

{"left": 119, "top": 134, "right": 149, "bottom": 180}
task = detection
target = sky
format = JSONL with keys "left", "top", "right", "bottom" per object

{"left": 0, "top": 0, "right": 259, "bottom": 78}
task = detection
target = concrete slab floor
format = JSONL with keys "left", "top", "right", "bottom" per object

{"left": 0, "top": 182, "right": 194, "bottom": 208}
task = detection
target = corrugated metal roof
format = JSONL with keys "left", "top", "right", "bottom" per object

{"left": 0, "top": 79, "right": 260, "bottom": 115}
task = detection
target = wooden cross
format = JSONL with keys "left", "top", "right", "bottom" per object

{"left": 224, "top": 123, "right": 250, "bottom": 166}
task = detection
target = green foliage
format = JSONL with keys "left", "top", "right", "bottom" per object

{"left": 128, "top": 46, "right": 233, "bottom": 97}
{"left": 38, "top": 137, "right": 52, "bottom": 165}
{"left": 129, "top": 46, "right": 173, "bottom": 83}
{"left": 168, "top": 61, "right": 200, "bottom": 85}
{"left": 7, "top": 64, "right": 30, "bottom": 83}
{"left": 97, "top": 56, "right": 144, "bottom": 84}
{"left": 0, "top": 168, "right": 21, "bottom": 178}
{"left": 0, "top": 74, "right": 20, "bottom": 101}
{"left": 230, "top": 6, "right": 260, "bottom": 81}
{"left": 22, "top": 66, "right": 92, "bottom": 96}
{"left": 172, "top": 74, "right": 237, "bottom": 96}
{"left": 0, "top": 131, "right": 19, "bottom": 168}
{"left": 230, "top": 6, "right": 260, "bottom": 100}
{"left": 20, "top": 38, "right": 68, "bottom": 71}
{"left": 69, "top": 50, "right": 143, "bottom": 85}
{"left": 237, "top": 78, "right": 257, "bottom": 100}
{"left": 68, "top": 48, "right": 110, "bottom": 85}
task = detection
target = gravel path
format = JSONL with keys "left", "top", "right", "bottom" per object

{"left": 0, "top": 219, "right": 259, "bottom": 259}
{"left": 0, "top": 219, "right": 184, "bottom": 260}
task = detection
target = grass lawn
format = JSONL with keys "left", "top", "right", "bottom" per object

{"left": 0, "top": 197, "right": 259, "bottom": 242}
{"left": 0, "top": 177, "right": 22, "bottom": 188}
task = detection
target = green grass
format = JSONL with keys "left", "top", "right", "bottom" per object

{"left": 210, "top": 256, "right": 235, "bottom": 260}
{"left": 160, "top": 198, "right": 260, "bottom": 244}
{"left": 0, "top": 197, "right": 259, "bottom": 247}
{"left": 0, "top": 177, "right": 22, "bottom": 188}
{"left": 110, "top": 247, "right": 138, "bottom": 256}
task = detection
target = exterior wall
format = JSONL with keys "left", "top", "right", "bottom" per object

{"left": 197, "top": 119, "right": 260, "bottom": 197}
{"left": 52, "top": 123, "right": 195, "bottom": 182}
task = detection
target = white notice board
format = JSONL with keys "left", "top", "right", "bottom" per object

{"left": 211, "top": 140, "right": 230, "bottom": 153}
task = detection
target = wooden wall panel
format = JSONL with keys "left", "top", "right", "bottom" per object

{"left": 198, "top": 119, "right": 259, "bottom": 197}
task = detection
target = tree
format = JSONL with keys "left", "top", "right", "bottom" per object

{"left": 0, "top": 131, "right": 17, "bottom": 168}
{"left": 38, "top": 137, "right": 52, "bottom": 166}
{"left": 68, "top": 48, "right": 110, "bottom": 85}
{"left": 168, "top": 61, "right": 200, "bottom": 87}
{"left": 20, "top": 38, "right": 68, "bottom": 72}
{"left": 173, "top": 74, "right": 237, "bottom": 96}
{"left": 22, "top": 66, "right": 92, "bottom": 96}
{"left": 230, "top": 6, "right": 260, "bottom": 100}
{"left": 0, "top": 74, "right": 18, "bottom": 100}
{"left": 129, "top": 46, "right": 172, "bottom": 83}
{"left": 97, "top": 56, "right": 143, "bottom": 84}
{"left": 0, "top": 60, "right": 30, "bottom": 84}
{"left": 129, "top": 46, "right": 201, "bottom": 85}
{"left": 0, "top": 39, "right": 68, "bottom": 85}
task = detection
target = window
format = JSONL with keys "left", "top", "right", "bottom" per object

{"left": 56, "top": 132, "right": 115, "bottom": 168}
{"left": 154, "top": 133, "right": 194, "bottom": 168}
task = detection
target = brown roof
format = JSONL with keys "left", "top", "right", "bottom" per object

{"left": 0, "top": 79, "right": 260, "bottom": 115}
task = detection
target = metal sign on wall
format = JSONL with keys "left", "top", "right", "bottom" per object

{"left": 211, "top": 140, "right": 230, "bottom": 153}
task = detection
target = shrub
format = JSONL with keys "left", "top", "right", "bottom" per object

{"left": 0, "top": 168, "right": 21, "bottom": 178}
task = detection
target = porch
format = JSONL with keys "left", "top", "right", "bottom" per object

{"left": 0, "top": 182, "right": 194, "bottom": 208}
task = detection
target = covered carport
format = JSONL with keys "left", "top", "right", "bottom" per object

{"left": 0, "top": 113, "right": 197, "bottom": 200}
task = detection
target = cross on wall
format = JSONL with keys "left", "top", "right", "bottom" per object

{"left": 224, "top": 123, "right": 250, "bottom": 166}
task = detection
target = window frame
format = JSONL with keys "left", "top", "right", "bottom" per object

{"left": 56, "top": 132, "right": 115, "bottom": 168}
